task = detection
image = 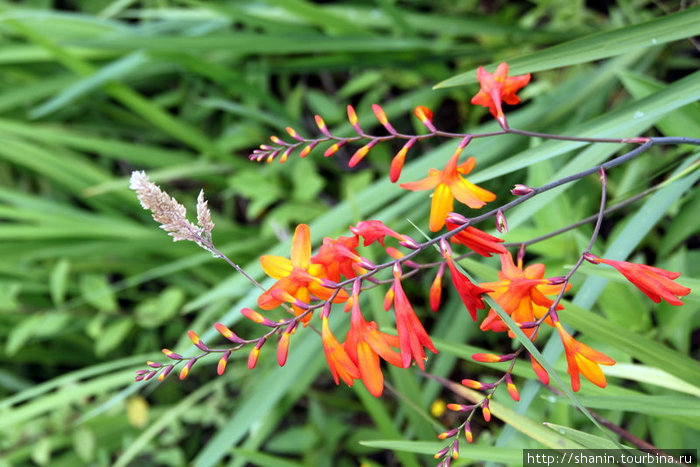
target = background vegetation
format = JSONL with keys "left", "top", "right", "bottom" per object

{"left": 1, "top": 1, "right": 698, "bottom": 466}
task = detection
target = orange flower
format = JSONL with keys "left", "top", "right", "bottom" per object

{"left": 480, "top": 251, "right": 569, "bottom": 337}
{"left": 344, "top": 295, "right": 403, "bottom": 396}
{"left": 446, "top": 221, "right": 506, "bottom": 257}
{"left": 555, "top": 321, "right": 615, "bottom": 392}
{"left": 311, "top": 235, "right": 364, "bottom": 282}
{"left": 391, "top": 266, "right": 438, "bottom": 369}
{"left": 400, "top": 149, "right": 495, "bottom": 231}
{"left": 321, "top": 315, "right": 360, "bottom": 387}
{"left": 258, "top": 224, "right": 347, "bottom": 323}
{"left": 470, "top": 62, "right": 530, "bottom": 127}
{"left": 584, "top": 254, "right": 690, "bottom": 306}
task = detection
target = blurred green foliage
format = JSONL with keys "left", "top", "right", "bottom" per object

{"left": 0, "top": 1, "right": 698, "bottom": 466}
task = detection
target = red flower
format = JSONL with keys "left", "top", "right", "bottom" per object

{"left": 258, "top": 224, "right": 347, "bottom": 323}
{"left": 443, "top": 250, "right": 491, "bottom": 320}
{"left": 391, "top": 266, "right": 438, "bottom": 369}
{"left": 446, "top": 221, "right": 506, "bottom": 257}
{"left": 480, "top": 251, "right": 569, "bottom": 337}
{"left": 555, "top": 321, "right": 615, "bottom": 392}
{"left": 584, "top": 254, "right": 690, "bottom": 306}
{"left": 400, "top": 150, "right": 495, "bottom": 232}
{"left": 344, "top": 295, "right": 404, "bottom": 396}
{"left": 470, "top": 62, "right": 530, "bottom": 127}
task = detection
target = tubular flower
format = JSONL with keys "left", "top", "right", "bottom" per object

{"left": 446, "top": 221, "right": 507, "bottom": 257}
{"left": 391, "top": 266, "right": 438, "bottom": 369}
{"left": 555, "top": 321, "right": 615, "bottom": 392}
{"left": 443, "top": 250, "right": 492, "bottom": 321}
{"left": 400, "top": 151, "right": 495, "bottom": 232}
{"left": 470, "top": 62, "right": 531, "bottom": 127}
{"left": 311, "top": 235, "right": 364, "bottom": 282}
{"left": 258, "top": 224, "right": 347, "bottom": 323}
{"left": 321, "top": 315, "right": 360, "bottom": 387}
{"left": 584, "top": 254, "right": 690, "bottom": 306}
{"left": 350, "top": 220, "right": 405, "bottom": 247}
{"left": 343, "top": 295, "right": 404, "bottom": 396}
{"left": 480, "top": 251, "right": 570, "bottom": 337}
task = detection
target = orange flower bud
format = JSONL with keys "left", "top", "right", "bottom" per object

{"left": 217, "top": 350, "right": 231, "bottom": 376}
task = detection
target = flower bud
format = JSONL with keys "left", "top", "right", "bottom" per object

{"left": 472, "top": 352, "right": 515, "bottom": 363}
{"left": 495, "top": 209, "right": 508, "bottom": 233}
{"left": 547, "top": 276, "right": 568, "bottom": 285}
{"left": 157, "top": 365, "right": 174, "bottom": 381}
{"left": 464, "top": 422, "right": 473, "bottom": 443}
{"left": 187, "top": 330, "right": 210, "bottom": 351}
{"left": 398, "top": 236, "right": 420, "bottom": 250}
{"left": 214, "top": 323, "right": 243, "bottom": 343}
{"left": 437, "top": 428, "right": 458, "bottom": 440}
{"left": 162, "top": 348, "right": 183, "bottom": 360}
{"left": 506, "top": 373, "right": 520, "bottom": 401}
{"left": 179, "top": 359, "right": 196, "bottom": 380}
{"left": 511, "top": 184, "right": 534, "bottom": 196}
{"left": 481, "top": 398, "right": 491, "bottom": 422}
{"left": 461, "top": 379, "right": 495, "bottom": 390}
{"left": 446, "top": 212, "right": 469, "bottom": 225}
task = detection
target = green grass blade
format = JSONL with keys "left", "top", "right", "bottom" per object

{"left": 29, "top": 51, "right": 150, "bottom": 118}
{"left": 435, "top": 6, "right": 700, "bottom": 88}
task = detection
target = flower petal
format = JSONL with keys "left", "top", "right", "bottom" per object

{"left": 429, "top": 183, "right": 453, "bottom": 231}
{"left": 399, "top": 170, "right": 441, "bottom": 191}
{"left": 291, "top": 224, "right": 311, "bottom": 270}
{"left": 260, "top": 255, "right": 293, "bottom": 279}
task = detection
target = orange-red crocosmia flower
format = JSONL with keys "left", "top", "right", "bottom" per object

{"left": 344, "top": 295, "right": 404, "bottom": 396}
{"left": 400, "top": 152, "right": 495, "bottom": 232}
{"left": 446, "top": 221, "right": 507, "bottom": 257}
{"left": 480, "top": 251, "right": 569, "bottom": 337}
{"left": 350, "top": 220, "right": 405, "bottom": 246}
{"left": 443, "top": 251, "right": 491, "bottom": 320}
{"left": 470, "top": 62, "right": 530, "bottom": 127}
{"left": 585, "top": 254, "right": 690, "bottom": 306}
{"left": 322, "top": 315, "right": 360, "bottom": 387}
{"left": 391, "top": 267, "right": 438, "bottom": 369}
{"left": 259, "top": 224, "right": 347, "bottom": 323}
{"left": 312, "top": 235, "right": 363, "bottom": 282}
{"left": 555, "top": 321, "right": 615, "bottom": 392}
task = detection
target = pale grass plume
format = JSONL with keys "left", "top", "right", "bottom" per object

{"left": 129, "top": 171, "right": 214, "bottom": 244}
{"left": 196, "top": 190, "right": 215, "bottom": 240}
